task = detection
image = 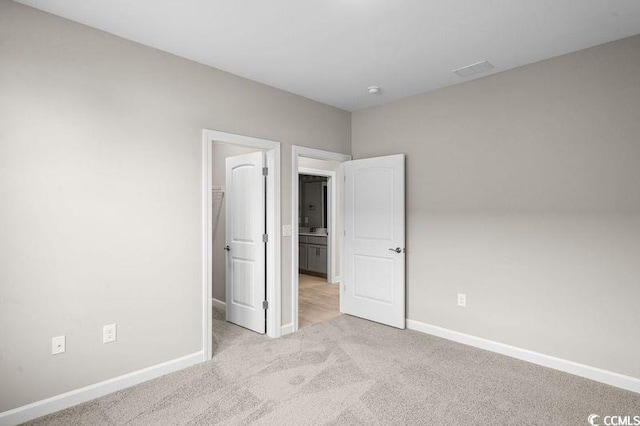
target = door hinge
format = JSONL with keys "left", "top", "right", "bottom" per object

{"left": 263, "top": 300, "right": 268, "bottom": 310}
{"left": 262, "top": 233, "right": 268, "bottom": 243}
{"left": 262, "top": 167, "right": 268, "bottom": 176}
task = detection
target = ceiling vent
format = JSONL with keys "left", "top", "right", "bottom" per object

{"left": 453, "top": 60, "right": 494, "bottom": 77}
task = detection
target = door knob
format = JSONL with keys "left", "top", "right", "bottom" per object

{"left": 388, "top": 247, "right": 402, "bottom": 253}
{"left": 224, "top": 245, "right": 231, "bottom": 251}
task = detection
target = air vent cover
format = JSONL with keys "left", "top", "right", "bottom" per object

{"left": 453, "top": 60, "right": 494, "bottom": 77}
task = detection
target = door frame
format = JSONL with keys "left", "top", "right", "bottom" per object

{"left": 290, "top": 146, "right": 351, "bottom": 334}
{"left": 202, "top": 129, "right": 281, "bottom": 361}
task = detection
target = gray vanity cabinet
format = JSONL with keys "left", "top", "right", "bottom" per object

{"left": 299, "top": 235, "right": 327, "bottom": 277}
{"left": 307, "top": 244, "right": 327, "bottom": 274}
{"left": 299, "top": 243, "right": 308, "bottom": 270}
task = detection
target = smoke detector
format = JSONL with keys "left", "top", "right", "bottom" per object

{"left": 453, "top": 60, "right": 494, "bottom": 77}
{"left": 367, "top": 86, "right": 381, "bottom": 95}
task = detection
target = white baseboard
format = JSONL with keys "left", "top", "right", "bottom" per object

{"left": 281, "top": 322, "right": 293, "bottom": 336}
{"left": 406, "top": 320, "right": 640, "bottom": 394}
{"left": 0, "top": 351, "right": 203, "bottom": 426}
{"left": 212, "top": 298, "right": 226, "bottom": 310}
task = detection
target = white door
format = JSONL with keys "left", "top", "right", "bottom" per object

{"left": 343, "top": 154, "right": 405, "bottom": 329}
{"left": 225, "top": 151, "right": 266, "bottom": 333}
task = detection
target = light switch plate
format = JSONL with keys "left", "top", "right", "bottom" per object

{"left": 52, "top": 335, "right": 66, "bottom": 355}
{"left": 282, "top": 225, "right": 292, "bottom": 237}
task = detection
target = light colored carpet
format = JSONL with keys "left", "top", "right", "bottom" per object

{"left": 27, "top": 307, "right": 640, "bottom": 425}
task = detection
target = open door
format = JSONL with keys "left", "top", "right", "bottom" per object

{"left": 225, "top": 151, "right": 266, "bottom": 334}
{"left": 342, "top": 154, "right": 405, "bottom": 329}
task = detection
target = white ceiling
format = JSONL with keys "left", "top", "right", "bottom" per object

{"left": 15, "top": 0, "right": 640, "bottom": 111}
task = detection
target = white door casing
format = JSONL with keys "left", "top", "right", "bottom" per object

{"left": 342, "top": 154, "right": 405, "bottom": 329}
{"left": 225, "top": 151, "right": 266, "bottom": 333}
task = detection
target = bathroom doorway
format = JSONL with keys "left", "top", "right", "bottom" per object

{"left": 291, "top": 147, "right": 350, "bottom": 332}
{"left": 298, "top": 172, "right": 337, "bottom": 328}
{"left": 298, "top": 174, "right": 329, "bottom": 278}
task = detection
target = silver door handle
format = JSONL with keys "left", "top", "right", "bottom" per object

{"left": 224, "top": 245, "right": 231, "bottom": 251}
{"left": 388, "top": 247, "right": 402, "bottom": 253}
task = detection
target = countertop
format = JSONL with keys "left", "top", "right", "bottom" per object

{"left": 299, "top": 232, "right": 328, "bottom": 237}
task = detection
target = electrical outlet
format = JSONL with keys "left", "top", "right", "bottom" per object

{"left": 103, "top": 323, "right": 117, "bottom": 344}
{"left": 52, "top": 335, "right": 66, "bottom": 355}
{"left": 282, "top": 224, "right": 292, "bottom": 237}
{"left": 457, "top": 293, "right": 467, "bottom": 307}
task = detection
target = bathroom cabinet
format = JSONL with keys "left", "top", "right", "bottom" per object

{"left": 299, "top": 243, "right": 308, "bottom": 270}
{"left": 299, "top": 234, "right": 327, "bottom": 277}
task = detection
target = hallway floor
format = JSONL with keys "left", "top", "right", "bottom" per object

{"left": 298, "top": 273, "right": 340, "bottom": 329}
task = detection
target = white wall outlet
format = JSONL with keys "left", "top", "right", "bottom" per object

{"left": 282, "top": 224, "right": 292, "bottom": 237}
{"left": 457, "top": 293, "right": 467, "bottom": 307}
{"left": 103, "top": 323, "right": 117, "bottom": 344}
{"left": 52, "top": 335, "right": 66, "bottom": 355}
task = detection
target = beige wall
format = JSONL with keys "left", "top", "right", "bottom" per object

{"left": 0, "top": 1, "right": 349, "bottom": 412}
{"left": 352, "top": 35, "right": 640, "bottom": 379}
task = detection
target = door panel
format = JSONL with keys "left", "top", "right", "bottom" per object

{"left": 343, "top": 154, "right": 405, "bottom": 329}
{"left": 353, "top": 168, "right": 394, "bottom": 241}
{"left": 231, "top": 258, "right": 255, "bottom": 307}
{"left": 307, "top": 244, "right": 321, "bottom": 273}
{"left": 299, "top": 243, "right": 308, "bottom": 271}
{"left": 225, "top": 151, "right": 265, "bottom": 334}
{"left": 317, "top": 246, "right": 328, "bottom": 275}
{"left": 353, "top": 255, "right": 394, "bottom": 304}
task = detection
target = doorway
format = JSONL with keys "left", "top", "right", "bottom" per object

{"left": 202, "top": 130, "right": 281, "bottom": 361}
{"left": 290, "top": 146, "right": 351, "bottom": 333}
{"left": 298, "top": 171, "right": 335, "bottom": 328}
{"left": 291, "top": 151, "right": 406, "bottom": 334}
